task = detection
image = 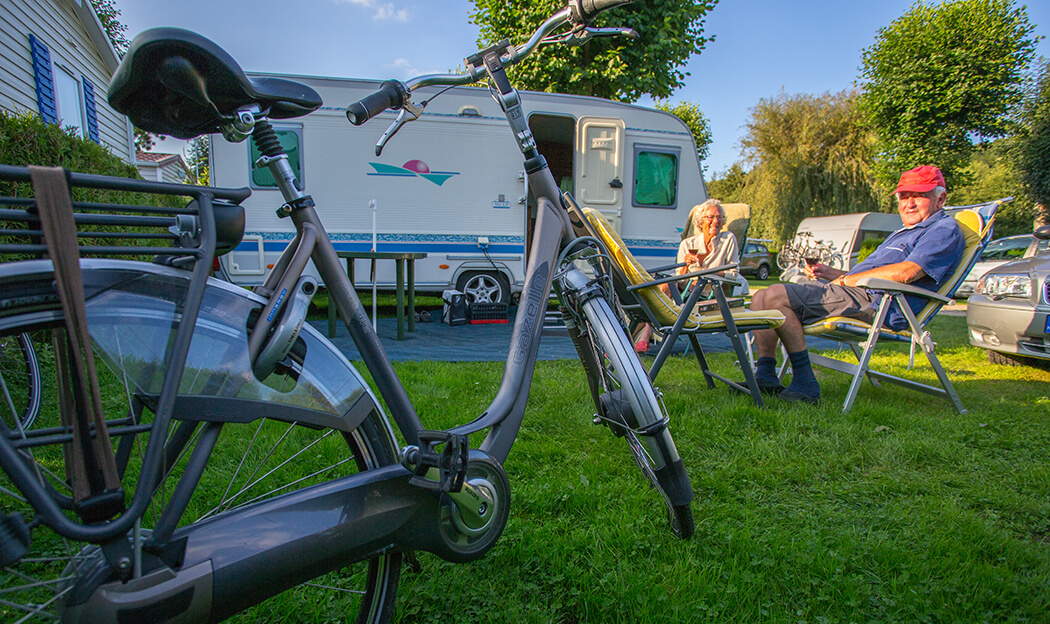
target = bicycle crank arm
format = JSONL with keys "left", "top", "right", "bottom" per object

{"left": 60, "top": 456, "right": 509, "bottom": 624}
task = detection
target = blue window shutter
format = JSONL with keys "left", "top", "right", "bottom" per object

{"left": 28, "top": 34, "right": 57, "bottom": 125}
{"left": 82, "top": 77, "right": 100, "bottom": 143}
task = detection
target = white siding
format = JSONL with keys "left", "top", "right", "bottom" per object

{"left": 0, "top": 0, "right": 131, "bottom": 162}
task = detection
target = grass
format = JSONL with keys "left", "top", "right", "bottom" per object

{"left": 6, "top": 314, "right": 1049, "bottom": 623}
{"left": 332, "top": 314, "right": 1049, "bottom": 623}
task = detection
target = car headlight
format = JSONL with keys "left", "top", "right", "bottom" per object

{"left": 975, "top": 273, "right": 1031, "bottom": 299}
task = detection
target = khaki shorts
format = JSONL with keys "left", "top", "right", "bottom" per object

{"left": 784, "top": 281, "right": 877, "bottom": 325}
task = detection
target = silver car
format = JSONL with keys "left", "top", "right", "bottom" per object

{"left": 955, "top": 233, "right": 1033, "bottom": 297}
{"left": 966, "top": 225, "right": 1050, "bottom": 368}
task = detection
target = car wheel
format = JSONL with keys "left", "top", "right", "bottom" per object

{"left": 756, "top": 264, "right": 770, "bottom": 280}
{"left": 987, "top": 349, "right": 1050, "bottom": 370}
{"left": 456, "top": 271, "right": 510, "bottom": 304}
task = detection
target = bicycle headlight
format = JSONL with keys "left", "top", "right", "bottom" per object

{"left": 975, "top": 273, "right": 1031, "bottom": 299}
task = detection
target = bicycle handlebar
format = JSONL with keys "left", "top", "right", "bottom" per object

{"left": 346, "top": 79, "right": 409, "bottom": 126}
{"left": 571, "top": 0, "right": 634, "bottom": 23}
{"left": 345, "top": 0, "right": 634, "bottom": 126}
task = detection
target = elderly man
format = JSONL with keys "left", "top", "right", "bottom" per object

{"left": 635, "top": 199, "right": 739, "bottom": 352}
{"left": 749, "top": 165, "right": 964, "bottom": 404}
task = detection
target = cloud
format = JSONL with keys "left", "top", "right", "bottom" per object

{"left": 335, "top": 0, "right": 409, "bottom": 22}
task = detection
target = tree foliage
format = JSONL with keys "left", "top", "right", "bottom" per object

{"left": 736, "top": 90, "right": 879, "bottom": 245}
{"left": 186, "top": 136, "right": 210, "bottom": 186}
{"left": 1015, "top": 59, "right": 1050, "bottom": 225}
{"left": 859, "top": 0, "right": 1037, "bottom": 191}
{"left": 468, "top": 0, "right": 717, "bottom": 102}
{"left": 88, "top": 0, "right": 130, "bottom": 56}
{"left": 654, "top": 100, "right": 712, "bottom": 164}
{"left": 706, "top": 163, "right": 747, "bottom": 204}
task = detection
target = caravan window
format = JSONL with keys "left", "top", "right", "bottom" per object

{"left": 632, "top": 144, "right": 679, "bottom": 209}
{"left": 249, "top": 125, "right": 303, "bottom": 189}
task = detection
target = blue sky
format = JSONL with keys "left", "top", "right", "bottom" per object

{"left": 117, "top": 0, "right": 1050, "bottom": 176}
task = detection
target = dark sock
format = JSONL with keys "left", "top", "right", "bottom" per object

{"left": 786, "top": 350, "right": 820, "bottom": 397}
{"left": 754, "top": 356, "right": 780, "bottom": 387}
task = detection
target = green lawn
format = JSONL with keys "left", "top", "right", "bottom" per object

{"left": 257, "top": 313, "right": 1048, "bottom": 624}
{"left": 14, "top": 311, "right": 1048, "bottom": 623}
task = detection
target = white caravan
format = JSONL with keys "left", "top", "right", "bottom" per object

{"left": 793, "top": 212, "right": 903, "bottom": 270}
{"left": 212, "top": 73, "right": 709, "bottom": 303}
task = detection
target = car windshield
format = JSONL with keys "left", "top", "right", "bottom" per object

{"left": 981, "top": 236, "right": 1031, "bottom": 260}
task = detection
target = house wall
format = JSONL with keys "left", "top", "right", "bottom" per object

{"left": 0, "top": 0, "right": 132, "bottom": 162}
{"left": 159, "top": 162, "right": 188, "bottom": 184}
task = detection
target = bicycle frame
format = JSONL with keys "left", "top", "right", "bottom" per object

{"left": 3, "top": 5, "right": 657, "bottom": 621}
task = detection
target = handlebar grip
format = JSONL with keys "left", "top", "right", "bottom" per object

{"left": 346, "top": 80, "right": 408, "bottom": 125}
{"left": 572, "top": 0, "right": 634, "bottom": 23}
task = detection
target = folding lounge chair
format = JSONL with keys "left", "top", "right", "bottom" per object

{"left": 797, "top": 198, "right": 1009, "bottom": 414}
{"left": 582, "top": 208, "right": 786, "bottom": 407}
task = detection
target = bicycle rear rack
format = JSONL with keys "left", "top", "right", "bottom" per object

{"left": 0, "top": 164, "right": 248, "bottom": 264}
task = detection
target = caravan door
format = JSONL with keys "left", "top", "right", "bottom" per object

{"left": 575, "top": 116, "right": 625, "bottom": 232}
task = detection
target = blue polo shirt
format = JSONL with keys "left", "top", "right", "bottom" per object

{"left": 848, "top": 210, "right": 964, "bottom": 330}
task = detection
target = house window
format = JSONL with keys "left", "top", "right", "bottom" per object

{"left": 27, "top": 34, "right": 100, "bottom": 143}
{"left": 632, "top": 144, "right": 679, "bottom": 209}
{"left": 249, "top": 126, "right": 303, "bottom": 188}
{"left": 54, "top": 66, "right": 85, "bottom": 136}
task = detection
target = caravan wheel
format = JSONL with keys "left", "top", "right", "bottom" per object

{"left": 457, "top": 271, "right": 510, "bottom": 304}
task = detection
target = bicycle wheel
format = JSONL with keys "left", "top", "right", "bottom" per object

{"left": 0, "top": 332, "right": 42, "bottom": 430}
{"left": 0, "top": 264, "right": 401, "bottom": 624}
{"left": 579, "top": 296, "right": 695, "bottom": 539}
{"left": 776, "top": 245, "right": 797, "bottom": 270}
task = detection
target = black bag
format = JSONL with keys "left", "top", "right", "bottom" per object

{"left": 441, "top": 290, "right": 468, "bottom": 326}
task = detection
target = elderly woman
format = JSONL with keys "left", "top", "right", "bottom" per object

{"left": 635, "top": 199, "right": 739, "bottom": 353}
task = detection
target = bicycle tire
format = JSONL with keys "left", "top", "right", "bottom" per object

{"left": 579, "top": 296, "right": 695, "bottom": 539}
{"left": 776, "top": 246, "right": 797, "bottom": 270}
{"left": 0, "top": 331, "right": 42, "bottom": 431}
{"left": 0, "top": 264, "right": 401, "bottom": 624}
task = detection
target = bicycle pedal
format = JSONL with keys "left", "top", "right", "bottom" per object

{"left": 0, "top": 513, "right": 30, "bottom": 568}
{"left": 403, "top": 430, "right": 469, "bottom": 493}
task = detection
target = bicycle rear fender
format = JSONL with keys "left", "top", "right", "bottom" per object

{"left": 0, "top": 259, "right": 389, "bottom": 436}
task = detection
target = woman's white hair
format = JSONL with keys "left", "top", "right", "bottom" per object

{"left": 692, "top": 198, "right": 724, "bottom": 229}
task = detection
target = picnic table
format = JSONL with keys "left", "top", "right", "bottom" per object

{"left": 327, "top": 251, "right": 427, "bottom": 340}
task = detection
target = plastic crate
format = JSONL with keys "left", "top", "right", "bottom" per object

{"left": 468, "top": 302, "right": 509, "bottom": 324}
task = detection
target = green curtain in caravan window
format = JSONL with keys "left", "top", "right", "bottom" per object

{"left": 634, "top": 149, "right": 678, "bottom": 208}
{"left": 249, "top": 127, "right": 302, "bottom": 188}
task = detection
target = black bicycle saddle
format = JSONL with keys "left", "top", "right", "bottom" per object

{"left": 108, "top": 28, "right": 323, "bottom": 139}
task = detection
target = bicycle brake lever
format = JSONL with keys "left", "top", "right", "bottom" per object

{"left": 375, "top": 101, "right": 423, "bottom": 157}
{"left": 540, "top": 25, "right": 638, "bottom": 46}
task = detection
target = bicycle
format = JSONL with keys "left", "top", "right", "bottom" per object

{"left": 776, "top": 231, "right": 843, "bottom": 279}
{"left": 0, "top": 333, "right": 41, "bottom": 430}
{"left": 0, "top": 2, "right": 693, "bottom": 622}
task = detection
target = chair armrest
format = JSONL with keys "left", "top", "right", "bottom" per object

{"left": 649, "top": 261, "right": 687, "bottom": 275}
{"left": 855, "top": 277, "right": 952, "bottom": 304}
{"left": 625, "top": 263, "right": 740, "bottom": 292}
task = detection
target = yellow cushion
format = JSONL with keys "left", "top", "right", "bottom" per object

{"left": 584, "top": 208, "right": 784, "bottom": 331}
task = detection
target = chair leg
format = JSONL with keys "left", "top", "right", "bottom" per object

{"left": 841, "top": 298, "right": 893, "bottom": 413}
{"left": 848, "top": 343, "right": 882, "bottom": 388}
{"left": 688, "top": 334, "right": 716, "bottom": 389}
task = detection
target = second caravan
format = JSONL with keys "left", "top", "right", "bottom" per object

{"left": 213, "top": 73, "right": 709, "bottom": 303}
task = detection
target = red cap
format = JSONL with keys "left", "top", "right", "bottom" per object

{"left": 895, "top": 165, "right": 946, "bottom": 193}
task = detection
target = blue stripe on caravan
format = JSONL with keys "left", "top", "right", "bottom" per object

{"left": 234, "top": 234, "right": 678, "bottom": 258}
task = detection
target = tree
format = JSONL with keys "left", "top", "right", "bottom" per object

{"left": 859, "top": 0, "right": 1037, "bottom": 192}
{"left": 706, "top": 163, "right": 747, "bottom": 203}
{"left": 736, "top": 90, "right": 878, "bottom": 245}
{"left": 654, "top": 101, "right": 712, "bottom": 165}
{"left": 952, "top": 139, "right": 1035, "bottom": 236}
{"left": 88, "top": 0, "right": 130, "bottom": 56}
{"left": 468, "top": 0, "right": 718, "bottom": 102}
{"left": 186, "top": 136, "right": 210, "bottom": 186}
{"left": 1015, "top": 59, "right": 1050, "bottom": 227}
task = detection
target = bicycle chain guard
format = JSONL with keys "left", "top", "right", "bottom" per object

{"left": 405, "top": 431, "right": 469, "bottom": 493}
